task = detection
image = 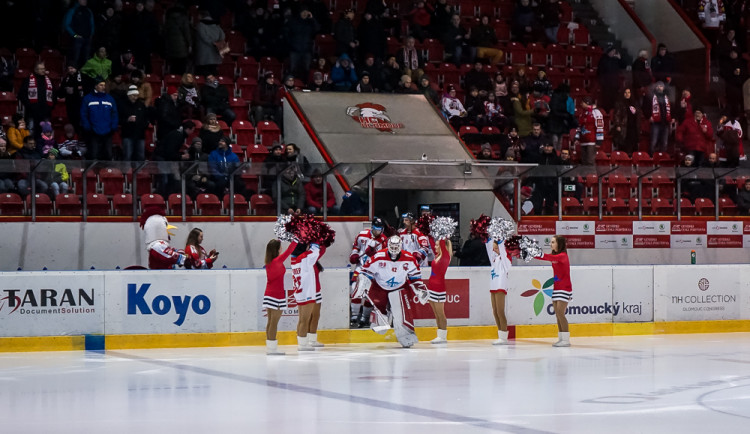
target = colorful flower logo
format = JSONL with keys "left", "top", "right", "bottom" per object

{"left": 520, "top": 277, "right": 555, "bottom": 316}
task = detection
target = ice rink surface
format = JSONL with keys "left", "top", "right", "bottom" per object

{"left": 2, "top": 333, "right": 750, "bottom": 434}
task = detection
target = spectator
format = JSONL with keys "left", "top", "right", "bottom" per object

{"left": 334, "top": 9, "right": 359, "bottom": 58}
{"left": 611, "top": 88, "right": 643, "bottom": 155}
{"left": 698, "top": 0, "right": 725, "bottom": 42}
{"left": 285, "top": 143, "right": 312, "bottom": 176}
{"left": 124, "top": 0, "right": 159, "bottom": 73}
{"left": 512, "top": 67, "right": 531, "bottom": 95}
{"left": 57, "top": 63, "right": 85, "bottom": 134}
{"left": 676, "top": 107, "right": 713, "bottom": 165}
{"left": 156, "top": 86, "right": 181, "bottom": 141}
{"left": 284, "top": 8, "right": 320, "bottom": 81}
{"left": 441, "top": 85, "right": 467, "bottom": 129}
{"left": 355, "top": 72, "right": 375, "bottom": 93}
{"left": 119, "top": 85, "right": 149, "bottom": 161}
{"left": 464, "top": 86, "right": 485, "bottom": 124}
{"left": 201, "top": 74, "right": 236, "bottom": 127}
{"left": 273, "top": 164, "right": 305, "bottom": 214}
{"left": 177, "top": 73, "right": 201, "bottom": 120}
{"left": 94, "top": 5, "right": 123, "bottom": 61}
{"left": 431, "top": 0, "right": 455, "bottom": 37}
{"left": 162, "top": 3, "right": 192, "bottom": 75}
{"left": 80, "top": 78, "right": 118, "bottom": 161}
{"left": 360, "top": 57, "right": 383, "bottom": 92}
{"left": 631, "top": 49, "right": 653, "bottom": 93}
{"left": 512, "top": 93, "right": 534, "bottom": 137}
{"left": 38, "top": 121, "right": 56, "bottom": 156}
{"left": 44, "top": 149, "right": 70, "bottom": 198}
{"left": 7, "top": 114, "right": 30, "bottom": 156}
{"left": 512, "top": 0, "right": 538, "bottom": 43}
{"left": 305, "top": 170, "right": 337, "bottom": 214}
{"left": 58, "top": 124, "right": 86, "bottom": 159}
{"left": 674, "top": 88, "right": 694, "bottom": 124}
{"left": 199, "top": 113, "right": 224, "bottom": 155}
{"left": 651, "top": 43, "right": 677, "bottom": 86}
{"left": 680, "top": 154, "right": 708, "bottom": 200}
{"left": 380, "top": 55, "right": 402, "bottom": 92}
{"left": 716, "top": 28, "right": 744, "bottom": 61}
{"left": 717, "top": 114, "right": 743, "bottom": 167}
{"left": 112, "top": 49, "right": 139, "bottom": 77}
{"left": 15, "top": 136, "right": 48, "bottom": 197}
{"left": 418, "top": 75, "right": 440, "bottom": 105}
{"left": 597, "top": 44, "right": 627, "bottom": 112}
{"left": 737, "top": 179, "right": 750, "bottom": 215}
{"left": 644, "top": 81, "right": 672, "bottom": 155}
{"left": 0, "top": 137, "right": 14, "bottom": 193}
{"left": 442, "top": 14, "right": 471, "bottom": 65}
{"left": 473, "top": 15, "right": 503, "bottom": 65}
{"left": 193, "top": 10, "right": 225, "bottom": 76}
{"left": 407, "top": 1, "right": 433, "bottom": 42}
{"left": 547, "top": 83, "right": 575, "bottom": 152}
{"left": 494, "top": 73, "right": 513, "bottom": 117}
{"left": 129, "top": 70, "right": 154, "bottom": 108}
{"left": 575, "top": 96, "right": 604, "bottom": 166}
{"left": 81, "top": 47, "right": 112, "bottom": 82}
{"left": 63, "top": 0, "right": 95, "bottom": 68}
{"left": 464, "top": 61, "right": 492, "bottom": 94}
{"left": 476, "top": 143, "right": 496, "bottom": 160}
{"left": 482, "top": 92, "right": 507, "bottom": 130}
{"left": 399, "top": 36, "right": 425, "bottom": 84}
{"left": 520, "top": 123, "right": 547, "bottom": 163}
{"left": 529, "top": 86, "right": 551, "bottom": 128}
{"left": 308, "top": 58, "right": 331, "bottom": 84}
{"left": 185, "top": 137, "right": 215, "bottom": 199}
{"left": 560, "top": 149, "right": 583, "bottom": 200}
{"left": 184, "top": 228, "right": 218, "bottom": 269}
{"left": 17, "top": 61, "right": 56, "bottom": 135}
{"left": 396, "top": 74, "right": 418, "bottom": 94}
{"left": 208, "top": 136, "right": 247, "bottom": 198}
{"left": 261, "top": 143, "right": 288, "bottom": 194}
{"left": 532, "top": 142, "right": 562, "bottom": 215}
{"left": 506, "top": 127, "right": 522, "bottom": 161}
{"left": 307, "top": 72, "right": 332, "bottom": 92}
{"left": 155, "top": 121, "right": 196, "bottom": 196}
{"left": 340, "top": 185, "right": 368, "bottom": 215}
{"left": 455, "top": 232, "right": 490, "bottom": 266}
{"left": 538, "top": 0, "right": 562, "bottom": 43}
{"left": 702, "top": 152, "right": 721, "bottom": 168}
{"left": 722, "top": 50, "right": 747, "bottom": 117}
{"left": 532, "top": 69, "right": 553, "bottom": 97}
{"left": 253, "top": 72, "right": 282, "bottom": 125}
{"left": 331, "top": 54, "right": 358, "bottom": 91}
{"left": 107, "top": 73, "right": 130, "bottom": 106}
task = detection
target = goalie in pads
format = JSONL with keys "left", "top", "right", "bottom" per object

{"left": 353, "top": 236, "right": 428, "bottom": 347}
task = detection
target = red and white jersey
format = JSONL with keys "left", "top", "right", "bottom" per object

{"left": 717, "top": 120, "right": 746, "bottom": 161}
{"left": 185, "top": 245, "right": 214, "bottom": 269}
{"left": 291, "top": 244, "right": 321, "bottom": 305}
{"left": 350, "top": 229, "right": 387, "bottom": 265}
{"left": 398, "top": 228, "right": 430, "bottom": 259}
{"left": 147, "top": 240, "right": 186, "bottom": 270}
{"left": 577, "top": 106, "right": 604, "bottom": 144}
{"left": 361, "top": 250, "right": 421, "bottom": 291}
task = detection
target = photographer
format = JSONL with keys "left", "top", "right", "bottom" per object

{"left": 184, "top": 228, "right": 219, "bottom": 269}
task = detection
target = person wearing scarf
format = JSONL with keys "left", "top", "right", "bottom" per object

{"left": 399, "top": 36, "right": 424, "bottom": 83}
{"left": 646, "top": 81, "right": 671, "bottom": 154}
{"left": 18, "top": 61, "right": 55, "bottom": 134}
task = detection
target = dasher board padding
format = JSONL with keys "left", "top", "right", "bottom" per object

{"left": 289, "top": 92, "right": 472, "bottom": 162}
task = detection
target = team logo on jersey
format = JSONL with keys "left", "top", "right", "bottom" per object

{"left": 403, "top": 264, "right": 409, "bottom": 270}
{"left": 391, "top": 267, "right": 397, "bottom": 272}
{"left": 379, "top": 262, "right": 386, "bottom": 268}
{"left": 346, "top": 102, "right": 404, "bottom": 133}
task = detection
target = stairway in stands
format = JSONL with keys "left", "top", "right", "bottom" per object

{"left": 570, "top": 0, "right": 634, "bottom": 64}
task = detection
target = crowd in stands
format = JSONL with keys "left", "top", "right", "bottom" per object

{"left": 0, "top": 0, "right": 749, "bottom": 217}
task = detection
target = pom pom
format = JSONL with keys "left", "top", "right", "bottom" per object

{"left": 274, "top": 214, "right": 295, "bottom": 242}
{"left": 416, "top": 214, "right": 435, "bottom": 236}
{"left": 488, "top": 217, "right": 516, "bottom": 241}
{"left": 469, "top": 214, "right": 491, "bottom": 242}
{"left": 519, "top": 236, "right": 543, "bottom": 263}
{"left": 505, "top": 235, "right": 522, "bottom": 251}
{"left": 285, "top": 214, "right": 336, "bottom": 247}
{"left": 429, "top": 216, "right": 457, "bottom": 241}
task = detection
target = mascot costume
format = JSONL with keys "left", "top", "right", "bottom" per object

{"left": 140, "top": 206, "right": 186, "bottom": 269}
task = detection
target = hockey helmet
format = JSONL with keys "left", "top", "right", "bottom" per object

{"left": 401, "top": 212, "right": 415, "bottom": 222}
{"left": 371, "top": 216, "right": 384, "bottom": 234}
{"left": 387, "top": 235, "right": 402, "bottom": 256}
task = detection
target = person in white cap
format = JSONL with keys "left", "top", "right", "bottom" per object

{"left": 118, "top": 84, "right": 148, "bottom": 161}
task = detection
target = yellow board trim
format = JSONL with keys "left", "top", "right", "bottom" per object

{"left": 2, "top": 320, "right": 750, "bottom": 352}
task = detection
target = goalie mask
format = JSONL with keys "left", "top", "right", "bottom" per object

{"left": 387, "top": 235, "right": 402, "bottom": 257}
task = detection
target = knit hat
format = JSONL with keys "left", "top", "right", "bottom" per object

{"left": 654, "top": 81, "right": 665, "bottom": 88}
{"left": 505, "top": 148, "right": 516, "bottom": 159}
{"left": 47, "top": 148, "right": 59, "bottom": 157}
{"left": 127, "top": 85, "right": 139, "bottom": 96}
{"left": 521, "top": 186, "right": 532, "bottom": 197}
{"left": 191, "top": 137, "right": 203, "bottom": 145}
{"left": 167, "top": 85, "right": 178, "bottom": 95}
{"left": 312, "top": 71, "right": 323, "bottom": 80}
{"left": 480, "top": 143, "right": 492, "bottom": 152}
{"left": 40, "top": 121, "right": 53, "bottom": 133}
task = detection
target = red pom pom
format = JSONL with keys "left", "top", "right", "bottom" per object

{"left": 470, "top": 214, "right": 491, "bottom": 242}
{"left": 416, "top": 214, "right": 435, "bottom": 236}
{"left": 286, "top": 213, "right": 336, "bottom": 246}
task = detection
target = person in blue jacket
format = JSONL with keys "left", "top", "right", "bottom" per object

{"left": 80, "top": 78, "right": 118, "bottom": 160}
{"left": 331, "top": 53, "right": 358, "bottom": 91}
{"left": 208, "top": 136, "right": 251, "bottom": 198}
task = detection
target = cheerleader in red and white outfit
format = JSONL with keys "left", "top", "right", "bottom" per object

{"left": 263, "top": 239, "right": 297, "bottom": 355}
{"left": 535, "top": 235, "right": 572, "bottom": 347}
{"left": 184, "top": 228, "right": 218, "bottom": 269}
{"left": 487, "top": 237, "right": 514, "bottom": 345}
{"left": 427, "top": 238, "right": 452, "bottom": 344}
{"left": 291, "top": 242, "right": 321, "bottom": 351}
{"left": 307, "top": 246, "right": 326, "bottom": 348}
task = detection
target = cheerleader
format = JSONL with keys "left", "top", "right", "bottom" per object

{"left": 427, "top": 238, "right": 452, "bottom": 344}
{"left": 307, "top": 247, "right": 326, "bottom": 348}
{"left": 184, "top": 228, "right": 218, "bottom": 269}
{"left": 291, "top": 242, "right": 321, "bottom": 351}
{"left": 535, "top": 235, "right": 571, "bottom": 347}
{"left": 487, "top": 236, "right": 513, "bottom": 345}
{"left": 262, "top": 239, "right": 297, "bottom": 355}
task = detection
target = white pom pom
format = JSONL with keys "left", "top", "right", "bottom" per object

{"left": 429, "top": 216, "right": 457, "bottom": 241}
{"left": 488, "top": 217, "right": 516, "bottom": 241}
{"left": 519, "top": 236, "right": 542, "bottom": 263}
{"left": 273, "top": 214, "right": 295, "bottom": 242}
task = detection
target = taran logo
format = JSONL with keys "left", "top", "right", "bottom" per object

{"left": 346, "top": 103, "right": 404, "bottom": 133}
{"left": 698, "top": 278, "right": 710, "bottom": 291}
{"left": 521, "top": 278, "right": 555, "bottom": 316}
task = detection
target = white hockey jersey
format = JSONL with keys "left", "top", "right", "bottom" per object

{"left": 291, "top": 244, "right": 321, "bottom": 303}
{"left": 350, "top": 229, "right": 387, "bottom": 266}
{"left": 361, "top": 250, "right": 421, "bottom": 291}
{"left": 486, "top": 239, "right": 512, "bottom": 291}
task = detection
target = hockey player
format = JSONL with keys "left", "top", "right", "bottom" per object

{"left": 140, "top": 206, "right": 186, "bottom": 269}
{"left": 291, "top": 242, "right": 321, "bottom": 351}
{"left": 349, "top": 217, "right": 388, "bottom": 327}
{"left": 354, "top": 235, "right": 429, "bottom": 348}
{"left": 398, "top": 212, "right": 431, "bottom": 266}
{"left": 574, "top": 96, "right": 604, "bottom": 166}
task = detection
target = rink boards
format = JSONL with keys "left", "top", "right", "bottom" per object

{"left": 1, "top": 264, "right": 750, "bottom": 351}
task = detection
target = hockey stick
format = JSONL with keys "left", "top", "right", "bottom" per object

{"left": 363, "top": 291, "right": 391, "bottom": 333}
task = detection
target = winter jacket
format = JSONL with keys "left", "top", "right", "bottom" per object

{"left": 7, "top": 127, "right": 29, "bottom": 155}
{"left": 331, "top": 54, "right": 358, "bottom": 90}
{"left": 80, "top": 91, "right": 118, "bottom": 135}
{"left": 118, "top": 98, "right": 149, "bottom": 140}
{"left": 200, "top": 82, "right": 230, "bottom": 112}
{"left": 163, "top": 6, "right": 192, "bottom": 59}
{"left": 194, "top": 19, "right": 225, "bottom": 67}
{"left": 64, "top": 3, "right": 95, "bottom": 39}
{"left": 305, "top": 180, "right": 335, "bottom": 210}
{"left": 284, "top": 15, "right": 320, "bottom": 53}
{"left": 208, "top": 147, "right": 239, "bottom": 180}
{"left": 80, "top": 56, "right": 112, "bottom": 81}
{"left": 676, "top": 117, "right": 714, "bottom": 154}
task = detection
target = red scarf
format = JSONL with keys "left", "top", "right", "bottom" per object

{"left": 652, "top": 94, "right": 671, "bottom": 123}
{"left": 402, "top": 47, "right": 419, "bottom": 71}
{"left": 29, "top": 74, "right": 53, "bottom": 107}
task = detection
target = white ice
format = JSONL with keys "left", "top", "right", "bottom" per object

{"left": 2, "top": 333, "right": 750, "bottom": 433}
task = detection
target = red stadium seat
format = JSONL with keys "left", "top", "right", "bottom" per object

{"left": 140, "top": 194, "right": 166, "bottom": 213}
{"left": 71, "top": 168, "right": 97, "bottom": 195}
{"left": 694, "top": 197, "right": 715, "bottom": 216}
{"left": 259, "top": 57, "right": 283, "bottom": 79}
{"left": 25, "top": 193, "right": 53, "bottom": 216}
{"left": 223, "top": 193, "right": 250, "bottom": 216}
{"left": 236, "top": 76, "right": 258, "bottom": 100}
{"left": 86, "top": 193, "right": 110, "bottom": 216}
{"left": 606, "top": 197, "right": 628, "bottom": 215}
{"left": 0, "top": 192, "right": 23, "bottom": 215}
{"left": 225, "top": 30, "right": 246, "bottom": 57}
{"left": 100, "top": 167, "right": 125, "bottom": 195}
{"left": 561, "top": 197, "right": 583, "bottom": 215}
{"left": 719, "top": 197, "right": 738, "bottom": 216}
{"left": 112, "top": 194, "right": 134, "bottom": 216}
{"left": 256, "top": 121, "right": 280, "bottom": 147}
{"left": 250, "top": 193, "right": 275, "bottom": 215}
{"left": 314, "top": 34, "right": 336, "bottom": 60}
{"left": 15, "top": 47, "right": 37, "bottom": 70}
{"left": 56, "top": 193, "right": 82, "bottom": 216}
{"left": 40, "top": 48, "right": 64, "bottom": 74}
{"left": 506, "top": 42, "right": 527, "bottom": 66}
{"left": 594, "top": 149, "right": 609, "bottom": 167}
{"left": 548, "top": 44, "right": 566, "bottom": 68}
{"left": 247, "top": 143, "right": 269, "bottom": 162}
{"left": 584, "top": 174, "right": 599, "bottom": 197}
{"left": 651, "top": 198, "right": 673, "bottom": 215}
{"left": 572, "top": 27, "right": 590, "bottom": 46}
{"left": 230, "top": 143, "right": 246, "bottom": 162}
{"left": 679, "top": 198, "right": 695, "bottom": 216}
{"left": 653, "top": 152, "right": 676, "bottom": 167}
{"left": 230, "top": 97, "right": 249, "bottom": 121}
{"left": 652, "top": 174, "right": 675, "bottom": 199}
{"left": 0, "top": 92, "right": 18, "bottom": 117}
{"left": 607, "top": 173, "right": 631, "bottom": 198}
{"left": 216, "top": 75, "right": 235, "bottom": 97}
{"left": 196, "top": 193, "right": 222, "bottom": 215}
{"left": 127, "top": 169, "right": 153, "bottom": 197}
{"left": 610, "top": 151, "right": 631, "bottom": 166}
{"left": 233, "top": 120, "right": 255, "bottom": 146}
{"left": 168, "top": 193, "right": 194, "bottom": 216}
{"left": 237, "top": 56, "right": 260, "bottom": 79}
{"left": 632, "top": 152, "right": 653, "bottom": 167}
{"left": 422, "top": 38, "right": 445, "bottom": 63}
{"left": 582, "top": 197, "right": 599, "bottom": 215}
